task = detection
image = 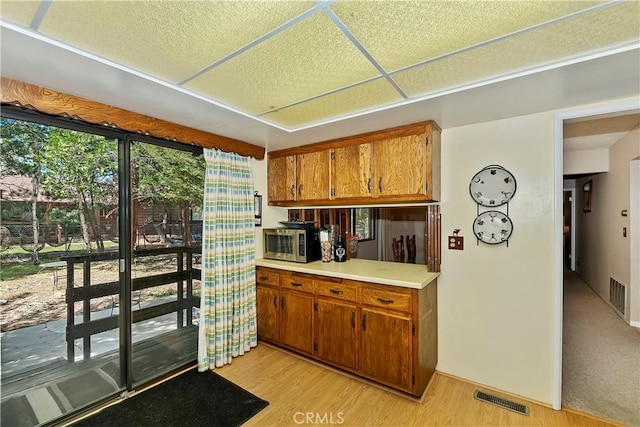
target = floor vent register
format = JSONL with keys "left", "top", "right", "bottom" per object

{"left": 473, "top": 390, "right": 530, "bottom": 416}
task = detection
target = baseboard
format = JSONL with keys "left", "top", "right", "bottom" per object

{"left": 630, "top": 320, "right": 640, "bottom": 328}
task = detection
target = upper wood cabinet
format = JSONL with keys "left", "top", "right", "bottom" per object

{"left": 267, "top": 155, "right": 296, "bottom": 203}
{"left": 296, "top": 150, "right": 331, "bottom": 202}
{"left": 332, "top": 143, "right": 373, "bottom": 201}
{"left": 267, "top": 121, "right": 440, "bottom": 206}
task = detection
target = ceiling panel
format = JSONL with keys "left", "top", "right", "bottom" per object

{"left": 261, "top": 77, "right": 403, "bottom": 127}
{"left": 0, "top": 1, "right": 40, "bottom": 27}
{"left": 330, "top": 0, "right": 605, "bottom": 73}
{"left": 1, "top": 0, "right": 638, "bottom": 133}
{"left": 36, "top": 1, "right": 315, "bottom": 83}
{"left": 393, "top": 1, "right": 640, "bottom": 98}
{"left": 184, "top": 11, "right": 382, "bottom": 115}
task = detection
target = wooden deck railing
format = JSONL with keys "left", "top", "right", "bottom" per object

{"left": 60, "top": 246, "right": 201, "bottom": 362}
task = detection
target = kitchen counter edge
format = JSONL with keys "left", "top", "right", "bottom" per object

{"left": 255, "top": 258, "right": 439, "bottom": 290}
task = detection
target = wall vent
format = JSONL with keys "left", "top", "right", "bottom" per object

{"left": 610, "top": 277, "right": 626, "bottom": 316}
{"left": 473, "top": 390, "right": 529, "bottom": 416}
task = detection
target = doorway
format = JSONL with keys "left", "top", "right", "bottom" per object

{"left": 554, "top": 104, "right": 640, "bottom": 423}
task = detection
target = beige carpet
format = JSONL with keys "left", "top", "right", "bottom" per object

{"left": 563, "top": 269, "right": 640, "bottom": 426}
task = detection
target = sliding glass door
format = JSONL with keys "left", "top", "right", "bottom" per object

{"left": 0, "top": 109, "right": 202, "bottom": 425}
{"left": 0, "top": 114, "right": 125, "bottom": 426}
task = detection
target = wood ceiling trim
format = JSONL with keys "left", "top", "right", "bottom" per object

{"left": 0, "top": 77, "right": 265, "bottom": 159}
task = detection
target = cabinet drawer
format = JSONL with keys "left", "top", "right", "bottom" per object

{"left": 281, "top": 274, "right": 314, "bottom": 293}
{"left": 362, "top": 287, "right": 411, "bottom": 313}
{"left": 256, "top": 268, "right": 279, "bottom": 286}
{"left": 316, "top": 280, "right": 357, "bottom": 303}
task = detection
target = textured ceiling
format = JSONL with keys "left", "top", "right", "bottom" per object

{"left": 1, "top": 0, "right": 638, "bottom": 130}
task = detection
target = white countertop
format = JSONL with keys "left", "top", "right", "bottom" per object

{"left": 256, "top": 258, "right": 439, "bottom": 290}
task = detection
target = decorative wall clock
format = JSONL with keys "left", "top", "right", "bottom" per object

{"left": 469, "top": 165, "right": 516, "bottom": 207}
{"left": 470, "top": 165, "right": 516, "bottom": 246}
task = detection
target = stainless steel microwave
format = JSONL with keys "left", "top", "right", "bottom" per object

{"left": 263, "top": 228, "right": 321, "bottom": 263}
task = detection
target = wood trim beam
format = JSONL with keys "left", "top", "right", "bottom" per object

{"left": 0, "top": 77, "right": 265, "bottom": 160}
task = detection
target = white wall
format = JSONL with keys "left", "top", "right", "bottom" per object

{"left": 439, "top": 112, "right": 556, "bottom": 404}
{"left": 251, "top": 157, "right": 288, "bottom": 258}
{"left": 575, "top": 126, "right": 640, "bottom": 322}
{"left": 564, "top": 148, "right": 609, "bottom": 175}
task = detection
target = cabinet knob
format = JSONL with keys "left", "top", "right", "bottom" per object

{"left": 290, "top": 185, "right": 295, "bottom": 198}
{"left": 298, "top": 184, "right": 303, "bottom": 197}
{"left": 367, "top": 178, "right": 372, "bottom": 193}
{"left": 291, "top": 282, "right": 303, "bottom": 287}
{"left": 377, "top": 297, "right": 394, "bottom": 304}
{"left": 362, "top": 314, "right": 367, "bottom": 331}
{"left": 273, "top": 294, "right": 277, "bottom": 307}
{"left": 378, "top": 177, "right": 383, "bottom": 193}
{"left": 329, "top": 289, "right": 343, "bottom": 295}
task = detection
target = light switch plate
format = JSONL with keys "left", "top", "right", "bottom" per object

{"left": 448, "top": 236, "right": 464, "bottom": 250}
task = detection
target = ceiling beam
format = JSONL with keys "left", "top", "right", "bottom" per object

{"left": 0, "top": 77, "right": 265, "bottom": 159}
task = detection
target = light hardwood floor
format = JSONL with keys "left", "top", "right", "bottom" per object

{"left": 215, "top": 343, "right": 619, "bottom": 427}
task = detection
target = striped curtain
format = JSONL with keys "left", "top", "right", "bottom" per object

{"left": 198, "top": 149, "right": 257, "bottom": 370}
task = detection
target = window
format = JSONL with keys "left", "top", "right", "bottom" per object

{"left": 351, "top": 208, "right": 375, "bottom": 241}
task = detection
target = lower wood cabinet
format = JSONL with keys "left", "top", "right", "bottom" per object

{"left": 255, "top": 285, "right": 279, "bottom": 342}
{"left": 255, "top": 266, "right": 437, "bottom": 397}
{"left": 360, "top": 309, "right": 412, "bottom": 390}
{"left": 315, "top": 298, "right": 358, "bottom": 371}
{"left": 279, "top": 289, "right": 314, "bottom": 354}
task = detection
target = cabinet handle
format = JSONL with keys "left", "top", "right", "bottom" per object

{"left": 329, "top": 289, "right": 343, "bottom": 295}
{"left": 298, "top": 184, "right": 303, "bottom": 197}
{"left": 351, "top": 311, "right": 355, "bottom": 328}
{"left": 259, "top": 275, "right": 269, "bottom": 281}
{"left": 291, "top": 282, "right": 303, "bottom": 287}
{"left": 367, "top": 178, "right": 372, "bottom": 193}
{"left": 377, "top": 297, "right": 394, "bottom": 304}
{"left": 281, "top": 295, "right": 285, "bottom": 309}
{"left": 290, "top": 185, "right": 295, "bottom": 198}
{"left": 273, "top": 294, "right": 277, "bottom": 307}
{"left": 378, "top": 177, "right": 383, "bottom": 193}
{"left": 362, "top": 314, "right": 367, "bottom": 331}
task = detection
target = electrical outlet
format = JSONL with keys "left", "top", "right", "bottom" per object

{"left": 448, "top": 236, "right": 464, "bottom": 250}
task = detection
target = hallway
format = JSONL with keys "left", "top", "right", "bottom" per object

{"left": 562, "top": 269, "right": 640, "bottom": 426}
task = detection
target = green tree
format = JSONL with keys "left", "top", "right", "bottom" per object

{"left": 132, "top": 143, "right": 204, "bottom": 245}
{"left": 0, "top": 118, "right": 48, "bottom": 262}
{"left": 41, "top": 129, "right": 117, "bottom": 252}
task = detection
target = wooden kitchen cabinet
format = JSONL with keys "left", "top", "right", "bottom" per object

{"left": 279, "top": 289, "right": 314, "bottom": 354}
{"left": 331, "top": 143, "right": 372, "bottom": 201}
{"left": 266, "top": 120, "right": 440, "bottom": 206}
{"left": 267, "top": 154, "right": 296, "bottom": 203}
{"left": 256, "top": 267, "right": 280, "bottom": 343}
{"left": 360, "top": 309, "right": 412, "bottom": 391}
{"left": 314, "top": 279, "right": 358, "bottom": 370}
{"left": 374, "top": 134, "right": 427, "bottom": 200}
{"left": 255, "top": 265, "right": 438, "bottom": 397}
{"left": 256, "top": 285, "right": 279, "bottom": 342}
{"left": 296, "top": 150, "right": 331, "bottom": 202}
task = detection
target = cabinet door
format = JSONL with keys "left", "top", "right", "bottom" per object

{"left": 360, "top": 309, "right": 412, "bottom": 391}
{"left": 256, "top": 285, "right": 279, "bottom": 343}
{"left": 373, "top": 134, "right": 427, "bottom": 198}
{"left": 280, "top": 290, "right": 314, "bottom": 354}
{"left": 268, "top": 155, "right": 296, "bottom": 203}
{"left": 332, "top": 144, "right": 372, "bottom": 200}
{"left": 297, "top": 151, "right": 330, "bottom": 201}
{"left": 315, "top": 299, "right": 358, "bottom": 370}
